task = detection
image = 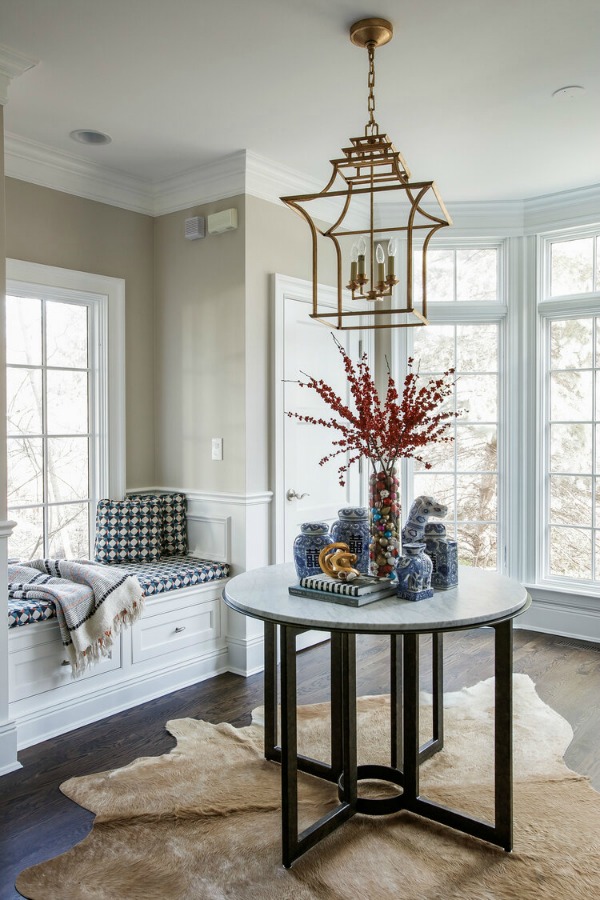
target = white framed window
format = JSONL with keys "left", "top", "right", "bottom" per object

{"left": 538, "top": 226, "right": 600, "bottom": 591}
{"left": 395, "top": 239, "right": 508, "bottom": 571}
{"left": 6, "top": 261, "right": 125, "bottom": 561}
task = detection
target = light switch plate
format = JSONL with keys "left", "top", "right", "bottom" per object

{"left": 211, "top": 437, "right": 223, "bottom": 460}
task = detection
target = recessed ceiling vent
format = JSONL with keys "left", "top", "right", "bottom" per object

{"left": 69, "top": 129, "right": 112, "bottom": 145}
{"left": 551, "top": 85, "right": 585, "bottom": 100}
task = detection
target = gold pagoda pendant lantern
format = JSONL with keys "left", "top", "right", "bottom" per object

{"left": 281, "top": 17, "right": 452, "bottom": 330}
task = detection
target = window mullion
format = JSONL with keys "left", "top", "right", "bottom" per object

{"left": 41, "top": 298, "right": 49, "bottom": 558}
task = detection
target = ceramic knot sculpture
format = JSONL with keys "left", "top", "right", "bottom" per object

{"left": 401, "top": 496, "right": 448, "bottom": 545}
{"left": 318, "top": 543, "right": 360, "bottom": 581}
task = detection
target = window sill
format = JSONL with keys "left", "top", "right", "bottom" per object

{"left": 524, "top": 581, "right": 600, "bottom": 611}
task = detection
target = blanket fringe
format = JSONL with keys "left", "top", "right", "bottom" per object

{"left": 69, "top": 595, "right": 146, "bottom": 678}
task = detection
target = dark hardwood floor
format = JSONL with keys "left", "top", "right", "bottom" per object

{"left": 1, "top": 627, "right": 600, "bottom": 899}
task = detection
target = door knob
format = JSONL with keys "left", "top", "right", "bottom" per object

{"left": 286, "top": 489, "right": 310, "bottom": 501}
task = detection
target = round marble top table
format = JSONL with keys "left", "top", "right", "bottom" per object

{"left": 223, "top": 562, "right": 530, "bottom": 634}
{"left": 223, "top": 562, "right": 531, "bottom": 867}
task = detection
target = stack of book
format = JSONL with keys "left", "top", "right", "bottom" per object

{"left": 288, "top": 574, "right": 396, "bottom": 607}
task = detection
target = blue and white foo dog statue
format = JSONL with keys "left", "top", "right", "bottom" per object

{"left": 398, "top": 496, "right": 455, "bottom": 599}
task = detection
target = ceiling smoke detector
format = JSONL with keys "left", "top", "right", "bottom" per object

{"left": 70, "top": 129, "right": 112, "bottom": 145}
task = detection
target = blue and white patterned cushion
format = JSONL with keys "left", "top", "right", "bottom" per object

{"left": 112, "top": 555, "right": 229, "bottom": 595}
{"left": 8, "top": 556, "right": 230, "bottom": 627}
{"left": 94, "top": 498, "right": 162, "bottom": 564}
{"left": 129, "top": 493, "right": 188, "bottom": 557}
{"left": 8, "top": 598, "right": 56, "bottom": 628}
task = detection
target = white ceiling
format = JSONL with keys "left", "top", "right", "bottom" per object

{"left": 1, "top": 0, "right": 599, "bottom": 202}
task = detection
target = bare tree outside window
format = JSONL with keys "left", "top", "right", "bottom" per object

{"left": 547, "top": 315, "right": 597, "bottom": 581}
{"left": 6, "top": 295, "right": 91, "bottom": 560}
{"left": 412, "top": 322, "right": 499, "bottom": 570}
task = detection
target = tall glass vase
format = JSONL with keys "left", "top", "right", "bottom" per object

{"left": 369, "top": 462, "right": 400, "bottom": 578}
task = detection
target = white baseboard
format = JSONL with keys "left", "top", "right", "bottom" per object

{"left": 0, "top": 720, "right": 20, "bottom": 774}
{"left": 13, "top": 646, "right": 229, "bottom": 750}
{"left": 519, "top": 598, "right": 600, "bottom": 644}
{"left": 227, "top": 633, "right": 264, "bottom": 676}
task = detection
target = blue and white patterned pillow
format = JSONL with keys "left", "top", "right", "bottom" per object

{"left": 95, "top": 498, "right": 162, "bottom": 563}
{"left": 129, "top": 492, "right": 187, "bottom": 557}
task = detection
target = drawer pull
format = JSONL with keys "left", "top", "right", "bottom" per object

{"left": 174, "top": 626, "right": 186, "bottom": 634}
{"left": 61, "top": 659, "right": 70, "bottom": 667}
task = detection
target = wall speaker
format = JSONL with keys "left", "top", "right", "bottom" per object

{"left": 184, "top": 216, "right": 206, "bottom": 240}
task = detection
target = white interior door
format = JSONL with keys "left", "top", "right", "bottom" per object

{"left": 274, "top": 275, "right": 365, "bottom": 565}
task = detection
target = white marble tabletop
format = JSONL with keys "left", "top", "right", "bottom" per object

{"left": 223, "top": 563, "right": 531, "bottom": 634}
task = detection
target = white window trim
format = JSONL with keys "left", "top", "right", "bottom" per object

{"left": 6, "top": 261, "right": 126, "bottom": 509}
{"left": 391, "top": 238, "right": 510, "bottom": 574}
{"left": 532, "top": 294, "right": 600, "bottom": 597}
{"left": 540, "top": 224, "right": 600, "bottom": 301}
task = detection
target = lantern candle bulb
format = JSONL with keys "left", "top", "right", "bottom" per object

{"left": 376, "top": 243, "right": 385, "bottom": 283}
{"left": 388, "top": 239, "right": 397, "bottom": 278}
{"left": 357, "top": 237, "right": 366, "bottom": 276}
{"left": 350, "top": 243, "right": 358, "bottom": 282}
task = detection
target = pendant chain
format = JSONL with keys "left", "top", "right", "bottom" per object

{"left": 366, "top": 44, "right": 379, "bottom": 136}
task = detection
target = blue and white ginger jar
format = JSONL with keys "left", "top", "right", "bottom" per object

{"left": 396, "top": 542, "right": 433, "bottom": 602}
{"left": 331, "top": 507, "right": 370, "bottom": 574}
{"left": 293, "top": 522, "right": 332, "bottom": 579}
{"left": 423, "top": 522, "right": 458, "bottom": 590}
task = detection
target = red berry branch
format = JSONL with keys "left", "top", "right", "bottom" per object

{"left": 286, "top": 336, "right": 458, "bottom": 486}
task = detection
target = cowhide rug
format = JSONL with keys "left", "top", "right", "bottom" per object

{"left": 16, "top": 675, "right": 600, "bottom": 899}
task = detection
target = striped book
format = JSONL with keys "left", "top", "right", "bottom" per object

{"left": 288, "top": 583, "right": 396, "bottom": 607}
{"left": 299, "top": 574, "right": 392, "bottom": 597}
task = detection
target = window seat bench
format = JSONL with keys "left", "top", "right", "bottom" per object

{"left": 8, "top": 556, "right": 230, "bottom": 628}
{"left": 7, "top": 556, "right": 231, "bottom": 750}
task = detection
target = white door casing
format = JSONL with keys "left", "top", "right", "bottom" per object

{"left": 273, "top": 274, "right": 369, "bottom": 565}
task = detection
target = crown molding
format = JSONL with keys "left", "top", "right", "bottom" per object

{"left": 443, "top": 199, "right": 525, "bottom": 236}
{"left": 5, "top": 133, "right": 155, "bottom": 215}
{"left": 523, "top": 182, "right": 600, "bottom": 234}
{"left": 0, "top": 45, "right": 38, "bottom": 105}
{"left": 4, "top": 128, "right": 600, "bottom": 235}
{"left": 245, "top": 150, "right": 323, "bottom": 205}
{"left": 151, "top": 151, "right": 246, "bottom": 216}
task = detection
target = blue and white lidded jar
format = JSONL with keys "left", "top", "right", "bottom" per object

{"left": 293, "top": 522, "right": 333, "bottom": 579}
{"left": 423, "top": 523, "right": 458, "bottom": 590}
{"left": 396, "top": 542, "right": 434, "bottom": 602}
{"left": 330, "top": 507, "right": 370, "bottom": 574}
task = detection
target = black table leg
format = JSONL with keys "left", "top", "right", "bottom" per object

{"left": 279, "top": 625, "right": 356, "bottom": 868}
{"left": 402, "top": 633, "right": 420, "bottom": 802}
{"left": 264, "top": 621, "right": 278, "bottom": 761}
{"left": 494, "top": 619, "right": 513, "bottom": 851}
{"left": 280, "top": 624, "right": 299, "bottom": 868}
{"left": 433, "top": 633, "right": 444, "bottom": 748}
{"left": 330, "top": 632, "right": 344, "bottom": 779}
{"left": 390, "top": 634, "right": 403, "bottom": 769}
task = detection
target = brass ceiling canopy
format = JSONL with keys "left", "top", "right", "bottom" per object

{"left": 281, "top": 15, "right": 452, "bottom": 331}
{"left": 349, "top": 17, "right": 393, "bottom": 49}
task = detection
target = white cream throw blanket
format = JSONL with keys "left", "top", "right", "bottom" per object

{"left": 8, "top": 559, "right": 145, "bottom": 676}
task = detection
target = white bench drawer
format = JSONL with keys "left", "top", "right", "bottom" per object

{"left": 9, "top": 622, "right": 122, "bottom": 702}
{"left": 132, "top": 597, "right": 220, "bottom": 664}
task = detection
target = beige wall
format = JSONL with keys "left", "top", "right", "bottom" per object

{"left": 153, "top": 197, "right": 246, "bottom": 493}
{"left": 244, "top": 195, "right": 338, "bottom": 494}
{"left": 4, "top": 178, "right": 155, "bottom": 488}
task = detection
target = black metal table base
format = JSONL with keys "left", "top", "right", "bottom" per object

{"left": 263, "top": 620, "right": 513, "bottom": 868}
